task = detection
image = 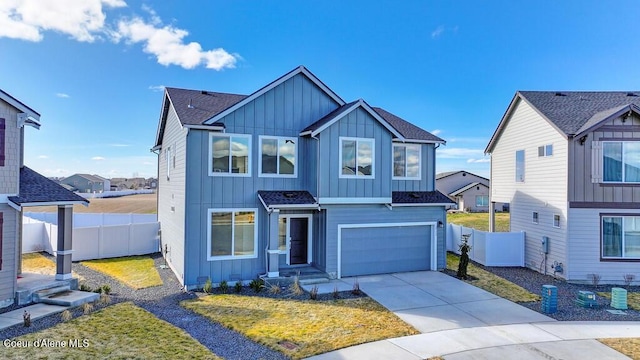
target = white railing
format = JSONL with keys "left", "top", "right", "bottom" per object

{"left": 77, "top": 189, "right": 155, "bottom": 199}
{"left": 447, "top": 223, "right": 525, "bottom": 267}
{"left": 22, "top": 213, "right": 159, "bottom": 261}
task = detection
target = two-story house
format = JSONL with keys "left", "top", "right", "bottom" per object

{"left": 0, "top": 89, "right": 88, "bottom": 308}
{"left": 486, "top": 91, "right": 640, "bottom": 283}
{"left": 436, "top": 170, "right": 506, "bottom": 212}
{"left": 60, "top": 173, "right": 109, "bottom": 193}
{"left": 153, "top": 66, "right": 453, "bottom": 288}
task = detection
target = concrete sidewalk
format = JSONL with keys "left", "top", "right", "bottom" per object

{"left": 0, "top": 303, "right": 68, "bottom": 331}
{"left": 304, "top": 272, "right": 640, "bottom": 359}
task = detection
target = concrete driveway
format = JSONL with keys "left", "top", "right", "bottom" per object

{"left": 304, "top": 271, "right": 640, "bottom": 359}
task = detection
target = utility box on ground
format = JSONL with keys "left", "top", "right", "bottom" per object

{"left": 575, "top": 290, "right": 597, "bottom": 308}
{"left": 611, "top": 287, "right": 628, "bottom": 310}
{"left": 541, "top": 285, "right": 557, "bottom": 314}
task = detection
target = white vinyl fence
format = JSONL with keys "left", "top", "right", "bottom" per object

{"left": 447, "top": 223, "right": 525, "bottom": 267}
{"left": 22, "top": 213, "right": 159, "bottom": 261}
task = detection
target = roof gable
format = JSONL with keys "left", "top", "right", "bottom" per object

{"left": 436, "top": 170, "right": 489, "bottom": 182}
{"left": 373, "top": 107, "right": 445, "bottom": 143}
{"left": 449, "top": 182, "right": 488, "bottom": 197}
{"left": 0, "top": 88, "right": 41, "bottom": 129}
{"left": 9, "top": 167, "right": 89, "bottom": 207}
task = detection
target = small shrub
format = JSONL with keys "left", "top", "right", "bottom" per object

{"left": 98, "top": 293, "right": 111, "bottom": 305}
{"left": 234, "top": 281, "right": 242, "bottom": 293}
{"left": 101, "top": 284, "right": 111, "bottom": 295}
{"left": 588, "top": 273, "right": 602, "bottom": 290}
{"left": 249, "top": 278, "right": 264, "bottom": 293}
{"left": 624, "top": 274, "right": 636, "bottom": 289}
{"left": 268, "top": 282, "right": 282, "bottom": 295}
{"left": 219, "top": 280, "right": 229, "bottom": 294}
{"left": 23, "top": 311, "right": 31, "bottom": 327}
{"left": 82, "top": 302, "right": 94, "bottom": 315}
{"left": 203, "top": 278, "right": 213, "bottom": 294}
{"left": 61, "top": 310, "right": 72, "bottom": 322}
{"left": 79, "top": 284, "right": 92, "bottom": 292}
{"left": 94, "top": 287, "right": 104, "bottom": 294}
{"left": 352, "top": 278, "right": 361, "bottom": 295}
{"left": 309, "top": 285, "right": 319, "bottom": 300}
{"left": 289, "top": 276, "right": 304, "bottom": 296}
{"left": 332, "top": 285, "right": 340, "bottom": 299}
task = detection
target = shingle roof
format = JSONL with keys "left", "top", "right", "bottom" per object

{"left": 373, "top": 107, "right": 445, "bottom": 143}
{"left": 257, "top": 191, "right": 317, "bottom": 208}
{"left": 65, "top": 173, "right": 105, "bottom": 183}
{"left": 519, "top": 91, "right": 640, "bottom": 136}
{"left": 301, "top": 101, "right": 359, "bottom": 134}
{"left": 165, "top": 87, "right": 247, "bottom": 126}
{"left": 449, "top": 182, "right": 488, "bottom": 197}
{"left": 392, "top": 191, "right": 455, "bottom": 204}
{"left": 9, "top": 167, "right": 89, "bottom": 206}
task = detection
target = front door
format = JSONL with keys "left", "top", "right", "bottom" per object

{"left": 289, "top": 218, "right": 308, "bottom": 265}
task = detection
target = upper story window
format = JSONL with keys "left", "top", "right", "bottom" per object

{"left": 532, "top": 211, "right": 539, "bottom": 224}
{"left": 209, "top": 133, "right": 251, "bottom": 177}
{"left": 259, "top": 136, "right": 297, "bottom": 177}
{"left": 602, "top": 216, "right": 640, "bottom": 259}
{"left": 393, "top": 144, "right": 421, "bottom": 180}
{"left": 515, "top": 150, "right": 525, "bottom": 182}
{"left": 538, "top": 144, "right": 553, "bottom": 157}
{"left": 165, "top": 146, "right": 172, "bottom": 180}
{"left": 603, "top": 141, "right": 640, "bottom": 183}
{"left": 340, "top": 137, "right": 374, "bottom": 178}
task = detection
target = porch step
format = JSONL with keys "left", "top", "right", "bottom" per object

{"left": 16, "top": 276, "right": 78, "bottom": 306}
{"left": 299, "top": 277, "right": 330, "bottom": 285}
{"left": 36, "top": 290, "right": 100, "bottom": 307}
{"left": 32, "top": 285, "right": 71, "bottom": 302}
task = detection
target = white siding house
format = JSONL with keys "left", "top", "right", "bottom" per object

{"left": 436, "top": 170, "right": 505, "bottom": 212}
{"left": 487, "top": 91, "right": 640, "bottom": 283}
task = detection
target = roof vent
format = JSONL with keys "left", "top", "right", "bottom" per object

{"left": 283, "top": 192, "right": 297, "bottom": 198}
{"left": 554, "top": 92, "right": 566, "bottom": 97}
{"left": 187, "top": 99, "right": 194, "bottom": 109}
{"left": 201, "top": 90, "right": 209, "bottom": 95}
{"left": 627, "top": 92, "right": 638, "bottom": 97}
{"left": 410, "top": 192, "right": 421, "bottom": 198}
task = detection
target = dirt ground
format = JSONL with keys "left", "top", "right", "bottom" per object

{"left": 27, "top": 193, "right": 157, "bottom": 214}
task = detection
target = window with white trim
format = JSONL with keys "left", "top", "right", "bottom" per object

{"left": 210, "top": 133, "right": 251, "bottom": 176}
{"left": 340, "top": 137, "right": 374, "bottom": 178}
{"left": 476, "top": 195, "right": 489, "bottom": 208}
{"left": 532, "top": 212, "right": 539, "bottom": 224}
{"left": 515, "top": 150, "right": 525, "bottom": 182}
{"left": 602, "top": 216, "right": 640, "bottom": 259}
{"left": 603, "top": 141, "right": 640, "bottom": 183}
{"left": 165, "top": 146, "right": 172, "bottom": 180}
{"left": 553, "top": 214, "right": 561, "bottom": 228}
{"left": 538, "top": 144, "right": 553, "bottom": 157}
{"left": 393, "top": 144, "right": 421, "bottom": 179}
{"left": 259, "top": 136, "right": 297, "bottom": 177}
{"left": 208, "top": 209, "right": 257, "bottom": 260}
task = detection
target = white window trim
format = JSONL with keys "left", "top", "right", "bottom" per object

{"left": 258, "top": 135, "right": 298, "bottom": 178}
{"left": 339, "top": 136, "right": 375, "bottom": 179}
{"left": 278, "top": 214, "right": 313, "bottom": 265}
{"left": 392, "top": 143, "right": 421, "bottom": 180}
{"left": 602, "top": 141, "right": 640, "bottom": 184}
{"left": 208, "top": 133, "right": 252, "bottom": 177}
{"left": 538, "top": 144, "right": 553, "bottom": 157}
{"left": 207, "top": 208, "right": 258, "bottom": 261}
{"left": 475, "top": 195, "right": 489, "bottom": 208}
{"left": 165, "top": 146, "right": 172, "bottom": 181}
{"left": 515, "top": 149, "right": 525, "bottom": 183}
{"left": 532, "top": 211, "right": 539, "bottom": 224}
{"left": 553, "top": 214, "right": 561, "bottom": 228}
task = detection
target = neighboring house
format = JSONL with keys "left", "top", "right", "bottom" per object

{"left": 153, "top": 65, "right": 453, "bottom": 288}
{"left": 60, "top": 173, "right": 109, "bottom": 193}
{"left": 145, "top": 177, "right": 158, "bottom": 189}
{"left": 436, "top": 170, "right": 505, "bottom": 212}
{"left": 110, "top": 177, "right": 147, "bottom": 190}
{"left": 0, "top": 89, "right": 88, "bottom": 308}
{"left": 486, "top": 91, "right": 640, "bottom": 283}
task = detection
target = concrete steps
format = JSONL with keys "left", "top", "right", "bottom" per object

{"left": 35, "top": 290, "right": 99, "bottom": 307}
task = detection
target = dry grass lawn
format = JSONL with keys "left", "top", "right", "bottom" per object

{"left": 27, "top": 193, "right": 157, "bottom": 214}
{"left": 447, "top": 252, "right": 540, "bottom": 303}
{"left": 597, "top": 291, "right": 640, "bottom": 311}
{"left": 182, "top": 295, "right": 418, "bottom": 359}
{"left": 599, "top": 338, "right": 640, "bottom": 359}
{"left": 22, "top": 252, "right": 83, "bottom": 280}
{"left": 82, "top": 255, "right": 163, "bottom": 289}
{"left": 0, "top": 302, "right": 219, "bottom": 360}
{"left": 447, "top": 212, "right": 510, "bottom": 232}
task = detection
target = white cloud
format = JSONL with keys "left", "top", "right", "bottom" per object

{"left": 437, "top": 147, "right": 484, "bottom": 159}
{"left": 467, "top": 158, "right": 491, "bottom": 163}
{"left": 37, "top": 155, "right": 49, "bottom": 159}
{"left": 431, "top": 25, "right": 445, "bottom": 39}
{"left": 92, "top": 156, "right": 106, "bottom": 161}
{"left": 148, "top": 85, "right": 165, "bottom": 92}
{"left": 0, "top": 0, "right": 126, "bottom": 42}
{"left": 56, "top": 93, "right": 70, "bottom": 98}
{"left": 431, "top": 129, "right": 442, "bottom": 136}
{"left": 114, "top": 16, "right": 237, "bottom": 70}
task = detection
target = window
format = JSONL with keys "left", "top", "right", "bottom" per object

{"left": 476, "top": 195, "right": 489, "bottom": 208}
{"left": 0, "top": 212, "right": 3, "bottom": 270}
{"left": 259, "top": 136, "right": 297, "bottom": 177}
{"left": 515, "top": 150, "right": 525, "bottom": 182}
{"left": 538, "top": 144, "right": 553, "bottom": 157}
{"left": 553, "top": 214, "right": 561, "bottom": 228}
{"left": 602, "top": 216, "right": 640, "bottom": 259}
{"left": 340, "top": 137, "right": 374, "bottom": 178}
{"left": 0, "top": 118, "right": 5, "bottom": 167}
{"left": 210, "top": 133, "right": 251, "bottom": 176}
{"left": 278, "top": 217, "right": 287, "bottom": 252}
{"left": 165, "top": 146, "right": 172, "bottom": 180}
{"left": 208, "top": 209, "right": 257, "bottom": 260}
{"left": 603, "top": 141, "right": 640, "bottom": 183}
{"left": 532, "top": 212, "right": 539, "bottom": 224}
{"left": 393, "top": 144, "right": 421, "bottom": 179}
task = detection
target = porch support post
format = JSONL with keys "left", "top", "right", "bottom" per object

{"left": 266, "top": 210, "right": 280, "bottom": 278}
{"left": 489, "top": 202, "right": 496, "bottom": 232}
{"left": 55, "top": 205, "right": 73, "bottom": 280}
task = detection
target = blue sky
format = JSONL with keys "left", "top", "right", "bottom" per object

{"left": 2, "top": 1, "right": 640, "bottom": 179}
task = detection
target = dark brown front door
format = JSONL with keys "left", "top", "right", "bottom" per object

{"left": 289, "top": 218, "right": 308, "bottom": 265}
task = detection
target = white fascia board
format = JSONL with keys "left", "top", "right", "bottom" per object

{"left": 0, "top": 91, "right": 40, "bottom": 121}
{"left": 205, "top": 66, "right": 345, "bottom": 125}
{"left": 391, "top": 203, "right": 452, "bottom": 207}
{"left": 184, "top": 124, "right": 225, "bottom": 131}
{"left": 307, "top": 102, "right": 360, "bottom": 137}
{"left": 318, "top": 197, "right": 392, "bottom": 205}
{"left": 17, "top": 201, "right": 89, "bottom": 208}
{"left": 270, "top": 204, "right": 320, "bottom": 210}
{"left": 392, "top": 138, "right": 445, "bottom": 144}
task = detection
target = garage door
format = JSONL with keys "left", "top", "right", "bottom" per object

{"left": 339, "top": 224, "right": 432, "bottom": 277}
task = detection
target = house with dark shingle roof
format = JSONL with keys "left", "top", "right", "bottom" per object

{"left": 0, "top": 89, "right": 88, "bottom": 309}
{"left": 153, "top": 65, "right": 453, "bottom": 288}
{"left": 486, "top": 91, "right": 640, "bottom": 283}
{"left": 60, "top": 173, "right": 110, "bottom": 193}
{"left": 435, "top": 170, "right": 507, "bottom": 212}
